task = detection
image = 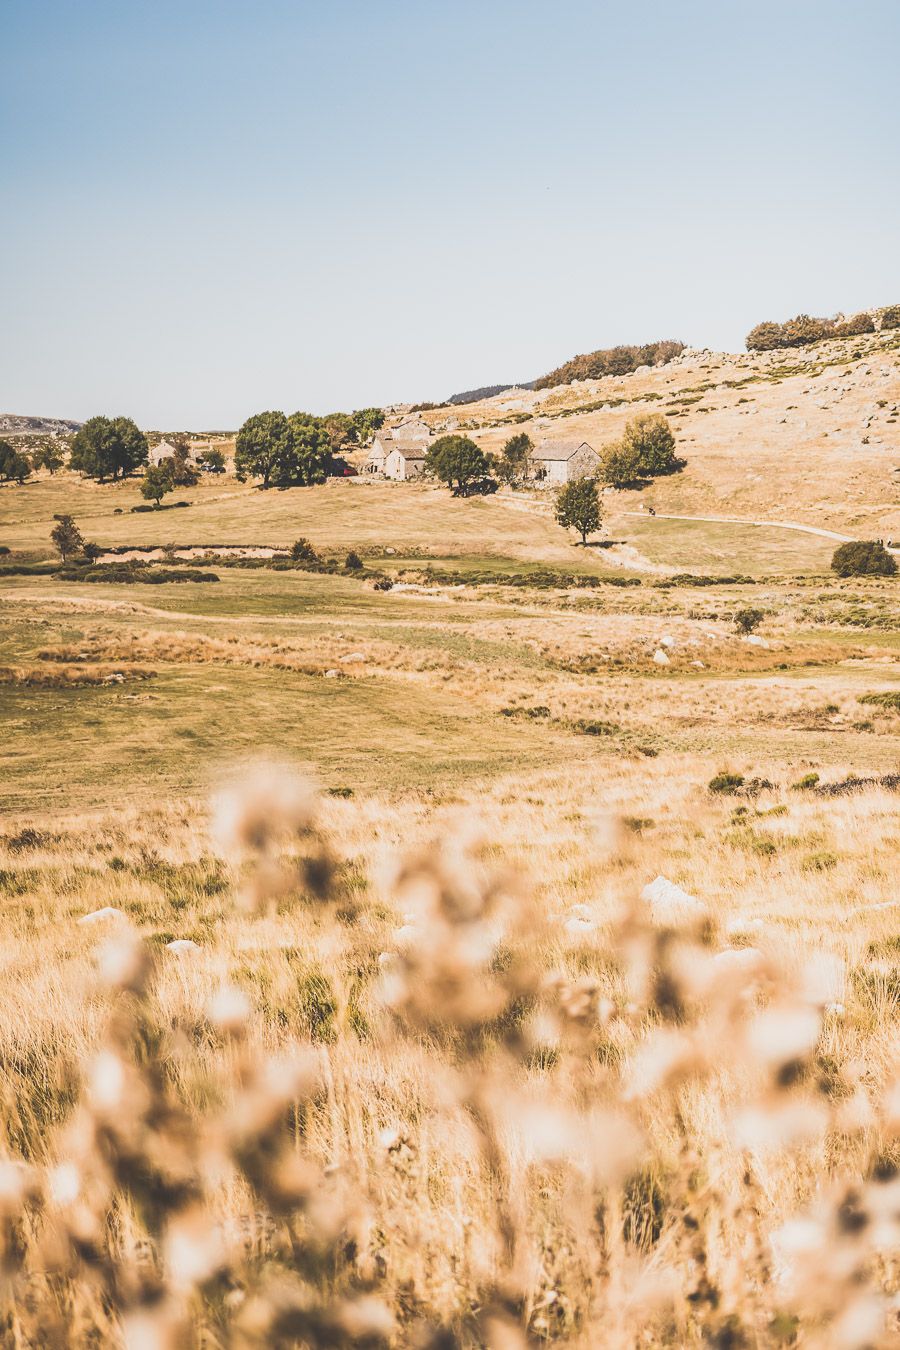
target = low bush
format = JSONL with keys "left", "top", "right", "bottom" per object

{"left": 733, "top": 606, "right": 764, "bottom": 634}
{"left": 859, "top": 692, "right": 900, "bottom": 711}
{"left": 708, "top": 771, "right": 745, "bottom": 795}
{"left": 57, "top": 566, "right": 219, "bottom": 584}
{"left": 291, "top": 537, "right": 321, "bottom": 563}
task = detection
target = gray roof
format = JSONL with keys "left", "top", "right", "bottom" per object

{"left": 533, "top": 438, "right": 597, "bottom": 462}
{"left": 390, "top": 447, "right": 427, "bottom": 460}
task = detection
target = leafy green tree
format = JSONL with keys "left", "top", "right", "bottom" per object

{"left": 496, "top": 432, "right": 533, "bottom": 485}
{"left": 555, "top": 476, "right": 600, "bottom": 544}
{"left": 235, "top": 412, "right": 293, "bottom": 488}
{"left": 141, "top": 465, "right": 173, "bottom": 506}
{"left": 70, "top": 416, "right": 148, "bottom": 481}
{"left": 599, "top": 441, "right": 641, "bottom": 488}
{"left": 50, "top": 514, "right": 84, "bottom": 562}
{"left": 197, "top": 448, "right": 227, "bottom": 472}
{"left": 425, "top": 435, "right": 492, "bottom": 493}
{"left": 351, "top": 408, "right": 385, "bottom": 445}
{"left": 831, "top": 541, "right": 897, "bottom": 577}
{"left": 619, "top": 414, "right": 679, "bottom": 477}
{"left": 0, "top": 440, "right": 31, "bottom": 483}
{"left": 322, "top": 413, "right": 357, "bottom": 453}
{"left": 31, "top": 442, "right": 64, "bottom": 474}
{"left": 286, "top": 413, "right": 332, "bottom": 485}
{"left": 163, "top": 440, "right": 199, "bottom": 487}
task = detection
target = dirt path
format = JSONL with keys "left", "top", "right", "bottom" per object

{"left": 623, "top": 510, "right": 857, "bottom": 541}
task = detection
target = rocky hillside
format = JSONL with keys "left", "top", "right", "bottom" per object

{"left": 414, "top": 328, "right": 900, "bottom": 535}
{"left": 0, "top": 413, "right": 82, "bottom": 437}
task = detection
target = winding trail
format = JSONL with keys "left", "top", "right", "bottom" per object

{"left": 623, "top": 510, "right": 857, "bottom": 542}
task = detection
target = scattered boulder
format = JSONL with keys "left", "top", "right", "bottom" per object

{"left": 641, "top": 876, "right": 706, "bottom": 925}
{"left": 166, "top": 939, "right": 200, "bottom": 953}
{"left": 78, "top": 907, "right": 126, "bottom": 925}
{"left": 653, "top": 649, "right": 671, "bottom": 666}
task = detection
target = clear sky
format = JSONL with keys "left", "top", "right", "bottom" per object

{"left": 3, "top": 0, "right": 899, "bottom": 429}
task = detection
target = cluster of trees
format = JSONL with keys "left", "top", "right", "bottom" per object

{"left": 0, "top": 439, "right": 32, "bottom": 483}
{"left": 535, "top": 340, "right": 684, "bottom": 390}
{"left": 746, "top": 304, "right": 900, "bottom": 353}
{"left": 235, "top": 407, "right": 383, "bottom": 488}
{"left": 600, "top": 414, "right": 681, "bottom": 487}
{"left": 70, "top": 416, "right": 148, "bottom": 480}
{"left": 0, "top": 438, "right": 66, "bottom": 483}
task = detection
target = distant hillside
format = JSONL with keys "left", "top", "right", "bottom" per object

{"left": 445, "top": 382, "right": 537, "bottom": 406}
{"left": 535, "top": 340, "right": 685, "bottom": 390}
{"left": 0, "top": 413, "right": 82, "bottom": 437}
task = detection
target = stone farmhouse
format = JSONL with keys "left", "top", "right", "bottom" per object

{"left": 148, "top": 439, "right": 191, "bottom": 467}
{"left": 531, "top": 438, "right": 600, "bottom": 485}
{"left": 365, "top": 418, "right": 433, "bottom": 480}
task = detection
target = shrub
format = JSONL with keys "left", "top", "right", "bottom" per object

{"left": 291, "top": 537, "right": 321, "bottom": 563}
{"left": 859, "top": 692, "right": 900, "bottom": 711}
{"left": 831, "top": 540, "right": 897, "bottom": 577}
{"left": 619, "top": 414, "right": 680, "bottom": 477}
{"left": 708, "top": 771, "right": 745, "bottom": 795}
{"left": 372, "top": 577, "right": 393, "bottom": 591}
{"left": 834, "top": 311, "right": 875, "bottom": 338}
{"left": 746, "top": 321, "right": 785, "bottom": 352}
{"left": 791, "top": 772, "right": 820, "bottom": 791}
{"left": 879, "top": 304, "right": 900, "bottom": 331}
{"left": 733, "top": 606, "right": 764, "bottom": 634}
{"left": 344, "top": 550, "right": 364, "bottom": 572}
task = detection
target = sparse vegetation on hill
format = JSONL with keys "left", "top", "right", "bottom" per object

{"left": 745, "top": 305, "right": 900, "bottom": 351}
{"left": 535, "top": 339, "right": 685, "bottom": 389}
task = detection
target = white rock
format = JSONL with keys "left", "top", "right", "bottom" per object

{"left": 78, "top": 907, "right": 126, "bottom": 925}
{"left": 652, "top": 649, "right": 670, "bottom": 666}
{"left": 659, "top": 635, "right": 676, "bottom": 649}
{"left": 339, "top": 652, "right": 366, "bottom": 663}
{"left": 690, "top": 660, "right": 705, "bottom": 669}
{"left": 392, "top": 924, "right": 419, "bottom": 947}
{"left": 725, "top": 915, "right": 766, "bottom": 939}
{"left": 324, "top": 669, "right": 341, "bottom": 678}
{"left": 563, "top": 916, "right": 595, "bottom": 937}
{"left": 712, "top": 947, "right": 763, "bottom": 974}
{"left": 641, "top": 876, "right": 706, "bottom": 925}
{"left": 166, "top": 939, "right": 200, "bottom": 953}
{"left": 743, "top": 635, "right": 769, "bottom": 648}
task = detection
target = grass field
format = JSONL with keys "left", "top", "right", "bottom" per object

{"left": 1, "top": 471, "right": 899, "bottom": 1345}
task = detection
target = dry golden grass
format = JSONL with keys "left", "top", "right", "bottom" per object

{"left": 0, "top": 760, "right": 898, "bottom": 1345}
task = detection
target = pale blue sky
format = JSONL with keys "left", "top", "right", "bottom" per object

{"left": 2, "top": 0, "right": 898, "bottom": 428}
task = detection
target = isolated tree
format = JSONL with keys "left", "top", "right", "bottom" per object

{"left": 425, "top": 435, "right": 492, "bottom": 493}
{"left": 555, "top": 476, "right": 600, "bottom": 544}
{"left": 286, "top": 413, "right": 332, "bottom": 485}
{"left": 496, "top": 432, "right": 533, "bottom": 485}
{"left": 733, "top": 606, "right": 764, "bottom": 634}
{"left": 0, "top": 440, "right": 31, "bottom": 483}
{"left": 235, "top": 411, "right": 293, "bottom": 489}
{"left": 290, "top": 537, "right": 320, "bottom": 563}
{"left": 31, "top": 442, "right": 64, "bottom": 474}
{"left": 831, "top": 540, "right": 897, "bottom": 577}
{"left": 70, "top": 416, "right": 148, "bottom": 481}
{"left": 141, "top": 465, "right": 173, "bottom": 507}
{"left": 50, "top": 514, "right": 84, "bottom": 562}
{"left": 164, "top": 440, "right": 199, "bottom": 486}
{"left": 620, "top": 414, "right": 680, "bottom": 477}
